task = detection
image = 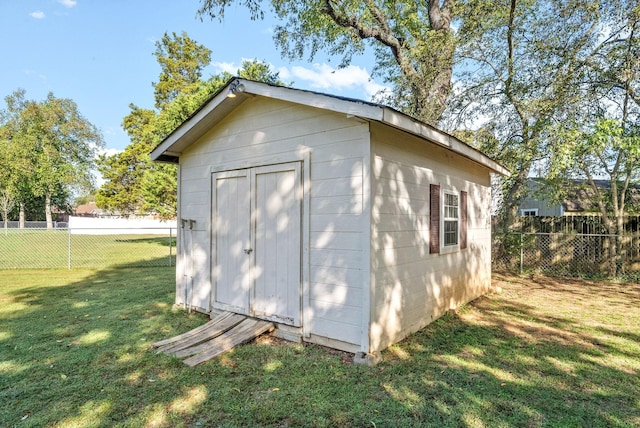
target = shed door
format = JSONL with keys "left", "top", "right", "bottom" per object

{"left": 252, "top": 163, "right": 301, "bottom": 326}
{"left": 212, "top": 169, "right": 251, "bottom": 314}
{"left": 211, "top": 162, "right": 302, "bottom": 326}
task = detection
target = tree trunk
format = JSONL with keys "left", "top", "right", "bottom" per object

{"left": 600, "top": 214, "right": 618, "bottom": 277}
{"left": 414, "top": 48, "right": 454, "bottom": 126}
{"left": 608, "top": 235, "right": 618, "bottom": 277}
{"left": 19, "top": 202, "right": 25, "bottom": 229}
{"left": 499, "top": 159, "right": 533, "bottom": 233}
{"left": 615, "top": 213, "right": 626, "bottom": 276}
{"left": 493, "top": 156, "right": 533, "bottom": 269}
{"left": 45, "top": 192, "right": 53, "bottom": 230}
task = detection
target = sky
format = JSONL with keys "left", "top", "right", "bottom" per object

{"left": 0, "top": 0, "right": 385, "bottom": 155}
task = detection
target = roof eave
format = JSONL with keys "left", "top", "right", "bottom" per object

{"left": 150, "top": 78, "right": 510, "bottom": 176}
{"left": 380, "top": 108, "right": 510, "bottom": 176}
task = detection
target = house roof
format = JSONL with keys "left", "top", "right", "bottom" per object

{"left": 563, "top": 180, "right": 640, "bottom": 212}
{"left": 526, "top": 178, "right": 640, "bottom": 212}
{"left": 150, "top": 77, "right": 510, "bottom": 176}
{"left": 74, "top": 202, "right": 103, "bottom": 216}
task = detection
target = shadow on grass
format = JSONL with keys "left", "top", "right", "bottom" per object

{"left": 1, "top": 267, "right": 639, "bottom": 427}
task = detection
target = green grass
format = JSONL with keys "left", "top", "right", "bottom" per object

{"left": 1, "top": 269, "right": 639, "bottom": 427}
{"left": 0, "top": 231, "right": 176, "bottom": 268}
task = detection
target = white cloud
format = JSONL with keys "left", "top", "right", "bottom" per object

{"left": 211, "top": 60, "right": 390, "bottom": 102}
{"left": 24, "top": 69, "right": 48, "bottom": 82}
{"left": 58, "top": 0, "right": 77, "bottom": 8}
{"left": 211, "top": 61, "right": 239, "bottom": 75}
{"left": 30, "top": 10, "right": 46, "bottom": 19}
{"left": 97, "top": 147, "right": 122, "bottom": 158}
{"left": 281, "top": 63, "right": 391, "bottom": 100}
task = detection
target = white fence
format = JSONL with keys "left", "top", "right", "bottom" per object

{"left": 67, "top": 216, "right": 177, "bottom": 235}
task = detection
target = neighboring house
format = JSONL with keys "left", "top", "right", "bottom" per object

{"left": 74, "top": 202, "right": 105, "bottom": 217}
{"left": 150, "top": 78, "right": 509, "bottom": 362}
{"left": 518, "top": 178, "right": 640, "bottom": 216}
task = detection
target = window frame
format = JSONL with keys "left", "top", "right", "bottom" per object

{"left": 440, "top": 188, "right": 460, "bottom": 254}
{"left": 521, "top": 208, "right": 539, "bottom": 217}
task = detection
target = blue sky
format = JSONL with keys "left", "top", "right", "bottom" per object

{"left": 0, "top": 0, "right": 384, "bottom": 154}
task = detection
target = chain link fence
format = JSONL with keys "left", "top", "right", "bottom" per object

{"left": 493, "top": 232, "right": 640, "bottom": 281}
{"left": 0, "top": 227, "right": 176, "bottom": 269}
{"left": 6, "top": 221, "right": 640, "bottom": 282}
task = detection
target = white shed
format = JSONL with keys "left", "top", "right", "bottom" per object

{"left": 151, "top": 78, "right": 509, "bottom": 362}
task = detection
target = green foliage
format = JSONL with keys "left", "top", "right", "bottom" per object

{"left": 153, "top": 31, "right": 213, "bottom": 109}
{"left": 0, "top": 90, "right": 103, "bottom": 224}
{"left": 0, "top": 139, "right": 18, "bottom": 225}
{"left": 73, "top": 192, "right": 96, "bottom": 207}
{"left": 198, "top": 0, "right": 456, "bottom": 125}
{"left": 97, "top": 30, "right": 284, "bottom": 219}
{"left": 197, "top": 1, "right": 637, "bottom": 239}
{"left": 543, "top": 3, "right": 640, "bottom": 248}
{"left": 446, "top": 0, "right": 640, "bottom": 239}
{"left": 548, "top": 118, "right": 640, "bottom": 225}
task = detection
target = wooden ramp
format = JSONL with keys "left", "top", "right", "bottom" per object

{"left": 152, "top": 311, "right": 274, "bottom": 366}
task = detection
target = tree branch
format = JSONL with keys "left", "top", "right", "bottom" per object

{"left": 323, "top": 0, "right": 421, "bottom": 84}
{"left": 429, "top": 0, "right": 453, "bottom": 31}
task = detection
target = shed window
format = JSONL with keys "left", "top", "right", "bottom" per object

{"left": 430, "top": 185, "right": 468, "bottom": 254}
{"left": 443, "top": 191, "right": 459, "bottom": 247}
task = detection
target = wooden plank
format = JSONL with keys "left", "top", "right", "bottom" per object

{"left": 171, "top": 318, "right": 261, "bottom": 359}
{"left": 182, "top": 319, "right": 275, "bottom": 366}
{"left": 152, "top": 311, "right": 235, "bottom": 349}
{"left": 157, "top": 313, "right": 246, "bottom": 354}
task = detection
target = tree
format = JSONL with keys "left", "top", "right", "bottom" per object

{"left": 445, "top": 1, "right": 628, "bottom": 242}
{"left": 96, "top": 106, "right": 156, "bottom": 217}
{"left": 97, "top": 32, "right": 212, "bottom": 219}
{"left": 153, "top": 31, "right": 213, "bottom": 109}
{"left": 0, "top": 144, "right": 17, "bottom": 230}
{"left": 551, "top": 120, "right": 640, "bottom": 275}
{"left": 0, "top": 124, "right": 19, "bottom": 229}
{"left": 545, "top": 5, "right": 640, "bottom": 275}
{"left": 1, "top": 90, "right": 32, "bottom": 227}
{"left": 0, "top": 90, "right": 102, "bottom": 228}
{"left": 197, "top": 0, "right": 456, "bottom": 125}
{"left": 97, "top": 30, "right": 285, "bottom": 219}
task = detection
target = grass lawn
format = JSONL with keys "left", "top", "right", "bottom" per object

{"left": 0, "top": 231, "right": 176, "bottom": 268}
{"left": 1, "top": 269, "right": 639, "bottom": 427}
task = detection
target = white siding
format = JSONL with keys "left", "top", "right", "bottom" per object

{"left": 178, "top": 97, "right": 369, "bottom": 348}
{"left": 369, "top": 122, "right": 492, "bottom": 352}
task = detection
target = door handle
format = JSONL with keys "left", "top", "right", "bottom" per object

{"left": 244, "top": 248, "right": 253, "bottom": 254}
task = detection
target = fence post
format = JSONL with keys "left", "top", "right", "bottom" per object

{"left": 520, "top": 233, "right": 524, "bottom": 275}
{"left": 67, "top": 226, "right": 72, "bottom": 270}
{"left": 169, "top": 227, "right": 173, "bottom": 267}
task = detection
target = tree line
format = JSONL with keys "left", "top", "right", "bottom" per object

{"left": 0, "top": 91, "right": 103, "bottom": 228}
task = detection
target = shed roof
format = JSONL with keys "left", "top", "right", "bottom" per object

{"left": 150, "top": 78, "right": 509, "bottom": 176}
